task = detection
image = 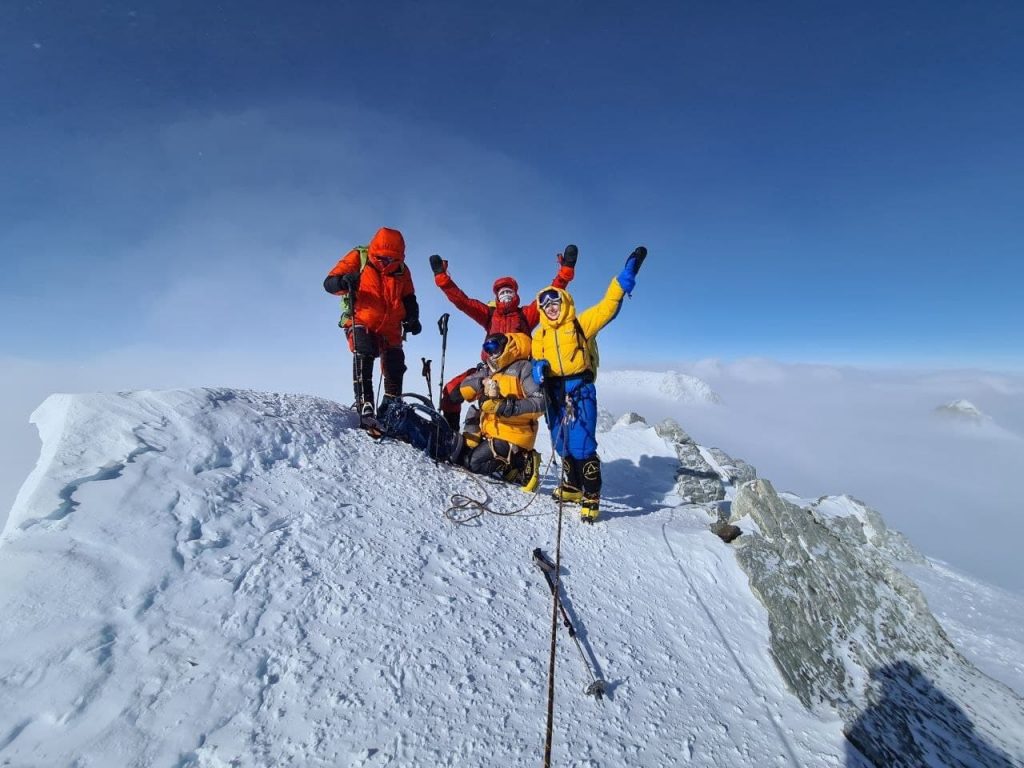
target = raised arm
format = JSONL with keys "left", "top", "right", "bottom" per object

{"left": 522, "top": 244, "right": 578, "bottom": 327}
{"left": 429, "top": 255, "right": 491, "bottom": 328}
{"left": 577, "top": 246, "right": 646, "bottom": 338}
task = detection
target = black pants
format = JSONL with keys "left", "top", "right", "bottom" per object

{"left": 562, "top": 454, "right": 601, "bottom": 497}
{"left": 350, "top": 325, "right": 406, "bottom": 407}
{"left": 460, "top": 438, "right": 524, "bottom": 476}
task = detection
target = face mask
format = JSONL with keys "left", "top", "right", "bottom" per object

{"left": 497, "top": 288, "right": 515, "bottom": 305}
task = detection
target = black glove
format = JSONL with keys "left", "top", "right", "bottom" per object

{"left": 496, "top": 396, "right": 518, "bottom": 418}
{"left": 340, "top": 272, "right": 360, "bottom": 292}
{"left": 626, "top": 246, "right": 647, "bottom": 274}
{"left": 559, "top": 244, "right": 578, "bottom": 268}
{"left": 429, "top": 254, "right": 447, "bottom": 276}
{"left": 403, "top": 318, "right": 422, "bottom": 336}
{"left": 324, "top": 272, "right": 358, "bottom": 294}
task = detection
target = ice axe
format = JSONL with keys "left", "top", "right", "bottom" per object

{"left": 532, "top": 548, "right": 608, "bottom": 700}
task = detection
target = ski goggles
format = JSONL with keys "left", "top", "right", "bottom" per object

{"left": 483, "top": 335, "right": 507, "bottom": 355}
{"left": 496, "top": 287, "right": 516, "bottom": 303}
{"left": 538, "top": 289, "right": 561, "bottom": 308}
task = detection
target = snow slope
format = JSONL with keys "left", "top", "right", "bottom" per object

{"left": 1, "top": 389, "right": 1021, "bottom": 767}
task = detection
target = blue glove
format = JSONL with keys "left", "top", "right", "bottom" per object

{"left": 532, "top": 360, "right": 550, "bottom": 386}
{"left": 617, "top": 268, "right": 636, "bottom": 294}
{"left": 618, "top": 246, "right": 647, "bottom": 294}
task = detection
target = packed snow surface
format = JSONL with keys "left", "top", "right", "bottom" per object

{"left": 1, "top": 389, "right": 1021, "bottom": 767}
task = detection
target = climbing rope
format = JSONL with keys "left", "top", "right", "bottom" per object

{"left": 542, "top": 400, "right": 573, "bottom": 767}
{"left": 443, "top": 453, "right": 557, "bottom": 525}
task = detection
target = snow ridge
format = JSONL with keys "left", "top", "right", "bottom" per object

{"left": 1, "top": 388, "right": 1021, "bottom": 767}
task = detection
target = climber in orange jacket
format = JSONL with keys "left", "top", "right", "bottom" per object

{"left": 323, "top": 227, "right": 421, "bottom": 424}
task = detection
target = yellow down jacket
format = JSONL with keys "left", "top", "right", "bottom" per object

{"left": 457, "top": 332, "right": 544, "bottom": 451}
{"left": 532, "top": 277, "right": 626, "bottom": 378}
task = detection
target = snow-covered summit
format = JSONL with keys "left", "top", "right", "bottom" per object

{"left": 1, "top": 388, "right": 1022, "bottom": 767}
{"left": 600, "top": 369, "right": 721, "bottom": 404}
{"left": 933, "top": 398, "right": 990, "bottom": 423}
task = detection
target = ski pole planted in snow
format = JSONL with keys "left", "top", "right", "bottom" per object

{"left": 437, "top": 312, "right": 450, "bottom": 407}
{"left": 532, "top": 548, "right": 607, "bottom": 700}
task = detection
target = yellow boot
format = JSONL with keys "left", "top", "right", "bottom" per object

{"left": 552, "top": 485, "right": 583, "bottom": 503}
{"left": 580, "top": 494, "right": 600, "bottom": 523}
{"left": 520, "top": 451, "right": 542, "bottom": 493}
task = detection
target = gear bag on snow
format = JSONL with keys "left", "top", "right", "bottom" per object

{"left": 377, "top": 394, "right": 458, "bottom": 462}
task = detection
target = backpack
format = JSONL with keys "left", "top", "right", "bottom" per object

{"left": 572, "top": 319, "right": 601, "bottom": 381}
{"left": 337, "top": 246, "right": 410, "bottom": 329}
{"left": 337, "top": 246, "right": 370, "bottom": 329}
{"left": 377, "top": 395, "right": 458, "bottom": 462}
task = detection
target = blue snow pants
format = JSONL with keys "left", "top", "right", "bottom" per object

{"left": 544, "top": 375, "right": 598, "bottom": 460}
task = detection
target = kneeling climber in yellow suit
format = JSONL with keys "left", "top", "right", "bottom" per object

{"left": 450, "top": 332, "right": 543, "bottom": 492}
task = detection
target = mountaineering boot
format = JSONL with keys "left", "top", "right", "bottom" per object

{"left": 358, "top": 400, "right": 382, "bottom": 437}
{"left": 552, "top": 485, "right": 583, "bottom": 504}
{"left": 580, "top": 494, "right": 600, "bottom": 523}
{"left": 378, "top": 395, "right": 400, "bottom": 422}
{"left": 520, "top": 451, "right": 542, "bottom": 493}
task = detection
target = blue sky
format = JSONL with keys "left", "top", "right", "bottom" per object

{"left": 2, "top": 3, "right": 1024, "bottom": 593}
{"left": 2, "top": 0, "right": 1022, "bottom": 371}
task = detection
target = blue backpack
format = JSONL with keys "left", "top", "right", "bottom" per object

{"left": 377, "top": 395, "right": 458, "bottom": 462}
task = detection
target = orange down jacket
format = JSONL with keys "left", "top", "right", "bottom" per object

{"left": 325, "top": 227, "right": 416, "bottom": 345}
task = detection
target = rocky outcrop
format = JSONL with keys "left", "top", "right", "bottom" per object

{"left": 615, "top": 412, "right": 647, "bottom": 427}
{"left": 708, "top": 447, "right": 757, "bottom": 485}
{"left": 729, "top": 479, "right": 1024, "bottom": 767}
{"left": 810, "top": 495, "right": 928, "bottom": 566}
{"left": 654, "top": 418, "right": 755, "bottom": 505}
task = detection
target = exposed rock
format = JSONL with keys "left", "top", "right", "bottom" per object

{"left": 596, "top": 408, "right": 616, "bottom": 432}
{"left": 655, "top": 418, "right": 691, "bottom": 444}
{"left": 730, "top": 479, "right": 1024, "bottom": 766}
{"left": 654, "top": 420, "right": 758, "bottom": 505}
{"left": 673, "top": 442, "right": 724, "bottom": 503}
{"left": 811, "top": 495, "right": 928, "bottom": 566}
{"left": 710, "top": 521, "right": 742, "bottom": 543}
{"left": 708, "top": 447, "right": 757, "bottom": 485}
{"left": 615, "top": 411, "right": 647, "bottom": 427}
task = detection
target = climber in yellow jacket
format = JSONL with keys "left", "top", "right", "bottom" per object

{"left": 532, "top": 246, "right": 647, "bottom": 522}
{"left": 450, "top": 332, "right": 543, "bottom": 491}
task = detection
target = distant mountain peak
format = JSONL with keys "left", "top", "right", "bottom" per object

{"left": 599, "top": 369, "right": 720, "bottom": 404}
{"left": 933, "top": 399, "right": 990, "bottom": 423}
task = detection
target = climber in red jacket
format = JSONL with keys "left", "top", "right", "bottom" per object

{"left": 429, "top": 245, "right": 577, "bottom": 430}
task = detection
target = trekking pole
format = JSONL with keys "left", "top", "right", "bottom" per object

{"left": 533, "top": 548, "right": 607, "bottom": 700}
{"left": 421, "top": 358, "right": 433, "bottom": 407}
{"left": 437, "top": 313, "right": 450, "bottom": 407}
